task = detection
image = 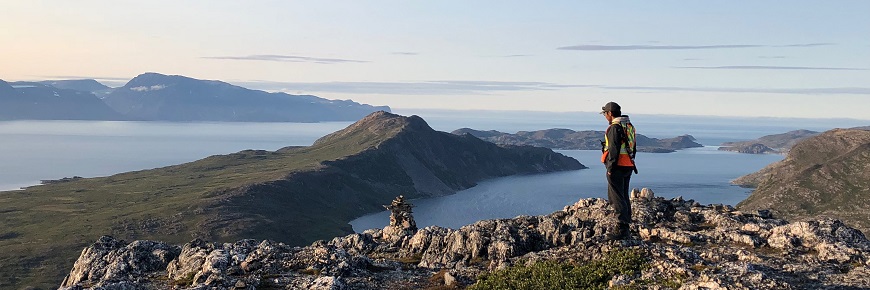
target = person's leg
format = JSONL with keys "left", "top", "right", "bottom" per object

{"left": 607, "top": 168, "right": 631, "bottom": 236}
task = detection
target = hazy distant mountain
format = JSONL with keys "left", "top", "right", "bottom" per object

{"left": 101, "top": 72, "right": 389, "bottom": 122}
{"left": 452, "top": 128, "right": 703, "bottom": 153}
{"left": 735, "top": 129, "right": 870, "bottom": 233}
{"left": 0, "top": 80, "right": 125, "bottom": 120}
{"left": 0, "top": 79, "right": 14, "bottom": 95}
{"left": 38, "top": 79, "right": 112, "bottom": 95}
{"left": 718, "top": 129, "right": 820, "bottom": 154}
{"left": 3, "top": 111, "right": 582, "bottom": 289}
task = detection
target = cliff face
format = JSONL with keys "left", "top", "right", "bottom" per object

{"left": 736, "top": 129, "right": 870, "bottom": 233}
{"left": 60, "top": 196, "right": 870, "bottom": 289}
{"left": 452, "top": 128, "right": 703, "bottom": 153}
{"left": 0, "top": 111, "right": 582, "bottom": 289}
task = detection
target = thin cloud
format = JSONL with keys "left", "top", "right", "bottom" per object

{"left": 203, "top": 54, "right": 368, "bottom": 64}
{"left": 558, "top": 43, "right": 835, "bottom": 51}
{"left": 558, "top": 44, "right": 762, "bottom": 51}
{"left": 502, "top": 54, "right": 532, "bottom": 57}
{"left": 758, "top": 56, "right": 787, "bottom": 59}
{"left": 675, "top": 65, "right": 867, "bottom": 71}
{"left": 392, "top": 52, "right": 419, "bottom": 55}
{"left": 777, "top": 43, "right": 835, "bottom": 47}
{"left": 236, "top": 80, "right": 591, "bottom": 95}
{"left": 600, "top": 85, "right": 870, "bottom": 95}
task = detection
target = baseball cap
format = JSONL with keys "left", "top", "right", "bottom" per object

{"left": 600, "top": 102, "right": 621, "bottom": 114}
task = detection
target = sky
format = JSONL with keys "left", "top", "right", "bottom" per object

{"left": 2, "top": 1, "right": 869, "bottom": 119}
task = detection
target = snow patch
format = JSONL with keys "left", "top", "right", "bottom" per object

{"left": 130, "top": 85, "right": 167, "bottom": 92}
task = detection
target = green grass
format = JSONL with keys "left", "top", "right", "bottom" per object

{"left": 468, "top": 249, "right": 646, "bottom": 290}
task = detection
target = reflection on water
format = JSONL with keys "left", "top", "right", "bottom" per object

{"left": 350, "top": 147, "right": 783, "bottom": 231}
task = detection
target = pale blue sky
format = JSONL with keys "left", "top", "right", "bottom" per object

{"left": 2, "top": 1, "right": 868, "bottom": 119}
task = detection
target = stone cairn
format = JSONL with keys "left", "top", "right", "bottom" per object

{"left": 382, "top": 195, "right": 417, "bottom": 238}
{"left": 630, "top": 187, "right": 655, "bottom": 200}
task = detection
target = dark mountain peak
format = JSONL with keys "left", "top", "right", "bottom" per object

{"left": 39, "top": 79, "right": 110, "bottom": 92}
{"left": 313, "top": 111, "right": 434, "bottom": 147}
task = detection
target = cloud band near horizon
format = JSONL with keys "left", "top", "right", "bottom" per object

{"left": 558, "top": 43, "right": 835, "bottom": 51}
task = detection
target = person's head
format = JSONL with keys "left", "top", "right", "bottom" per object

{"left": 600, "top": 102, "right": 622, "bottom": 122}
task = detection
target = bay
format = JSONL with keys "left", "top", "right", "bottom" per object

{"left": 349, "top": 147, "right": 783, "bottom": 232}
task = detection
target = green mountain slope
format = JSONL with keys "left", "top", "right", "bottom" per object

{"left": 0, "top": 111, "right": 583, "bottom": 289}
{"left": 736, "top": 129, "right": 870, "bottom": 233}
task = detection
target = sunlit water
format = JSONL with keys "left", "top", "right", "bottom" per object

{"left": 349, "top": 147, "right": 783, "bottom": 231}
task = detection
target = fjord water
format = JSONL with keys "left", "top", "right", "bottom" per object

{"left": 0, "top": 120, "right": 352, "bottom": 191}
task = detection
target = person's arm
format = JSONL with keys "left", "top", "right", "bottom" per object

{"left": 605, "top": 124, "right": 623, "bottom": 173}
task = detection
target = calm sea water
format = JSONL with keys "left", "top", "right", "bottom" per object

{"left": 0, "top": 120, "right": 352, "bottom": 191}
{"left": 1, "top": 110, "right": 862, "bottom": 231}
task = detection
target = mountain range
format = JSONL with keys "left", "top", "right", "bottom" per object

{"left": 452, "top": 128, "right": 703, "bottom": 153}
{"left": 0, "top": 80, "right": 124, "bottom": 120}
{"left": 0, "top": 73, "right": 389, "bottom": 122}
{"left": 735, "top": 128, "right": 870, "bottom": 233}
{"left": 0, "top": 111, "right": 583, "bottom": 289}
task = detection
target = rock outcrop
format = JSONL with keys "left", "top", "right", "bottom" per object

{"left": 452, "top": 128, "right": 703, "bottom": 153}
{"left": 61, "top": 196, "right": 870, "bottom": 289}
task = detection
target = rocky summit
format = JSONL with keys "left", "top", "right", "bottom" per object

{"left": 60, "top": 195, "right": 870, "bottom": 290}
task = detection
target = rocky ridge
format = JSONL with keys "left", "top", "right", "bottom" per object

{"left": 61, "top": 194, "right": 870, "bottom": 289}
{"left": 452, "top": 128, "right": 703, "bottom": 153}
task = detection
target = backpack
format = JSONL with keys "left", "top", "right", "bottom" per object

{"left": 618, "top": 121, "right": 638, "bottom": 174}
{"left": 621, "top": 122, "right": 637, "bottom": 160}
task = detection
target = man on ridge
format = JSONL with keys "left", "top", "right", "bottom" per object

{"left": 600, "top": 101, "right": 636, "bottom": 240}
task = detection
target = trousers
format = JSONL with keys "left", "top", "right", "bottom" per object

{"left": 607, "top": 166, "right": 633, "bottom": 225}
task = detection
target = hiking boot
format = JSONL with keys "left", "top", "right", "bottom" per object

{"left": 606, "top": 223, "right": 630, "bottom": 240}
{"left": 605, "top": 230, "right": 627, "bottom": 240}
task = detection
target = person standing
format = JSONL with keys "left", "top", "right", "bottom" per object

{"left": 600, "top": 102, "right": 636, "bottom": 239}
